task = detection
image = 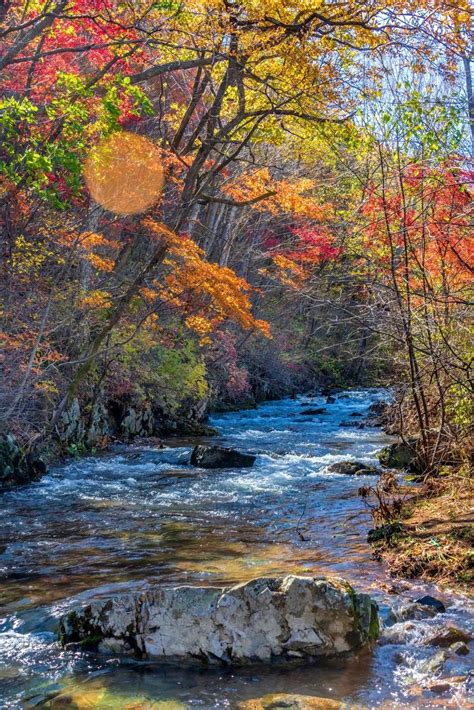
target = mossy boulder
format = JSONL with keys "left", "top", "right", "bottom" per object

{"left": 377, "top": 440, "right": 418, "bottom": 470}
{"left": 327, "top": 461, "right": 379, "bottom": 476}
{"left": 426, "top": 626, "right": 470, "bottom": 647}
{"left": 0, "top": 433, "right": 47, "bottom": 488}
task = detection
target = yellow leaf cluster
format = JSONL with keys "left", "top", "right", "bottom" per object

{"left": 10, "top": 235, "right": 60, "bottom": 275}
{"left": 79, "top": 290, "right": 112, "bottom": 310}
{"left": 185, "top": 315, "right": 214, "bottom": 335}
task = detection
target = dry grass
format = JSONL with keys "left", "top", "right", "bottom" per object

{"left": 380, "top": 474, "right": 474, "bottom": 590}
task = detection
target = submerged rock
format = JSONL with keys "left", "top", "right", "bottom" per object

{"left": 423, "top": 674, "right": 470, "bottom": 695}
{"left": 238, "top": 694, "right": 343, "bottom": 709}
{"left": 387, "top": 601, "right": 441, "bottom": 623}
{"left": 380, "top": 621, "right": 417, "bottom": 644}
{"left": 424, "top": 679, "right": 453, "bottom": 694}
{"left": 426, "top": 626, "right": 470, "bottom": 647}
{"left": 27, "top": 681, "right": 186, "bottom": 710}
{"left": 320, "top": 387, "right": 342, "bottom": 398}
{"left": 419, "top": 649, "right": 449, "bottom": 675}
{"left": 327, "top": 461, "right": 379, "bottom": 476}
{"left": 59, "top": 575, "right": 379, "bottom": 663}
{"left": 450, "top": 641, "right": 470, "bottom": 656}
{"left": 190, "top": 444, "right": 256, "bottom": 468}
{"left": 300, "top": 408, "right": 327, "bottom": 416}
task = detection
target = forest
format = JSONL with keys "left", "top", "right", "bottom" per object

{"left": 0, "top": 1, "right": 473, "bottom": 709}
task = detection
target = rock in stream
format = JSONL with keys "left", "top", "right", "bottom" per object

{"left": 59, "top": 575, "right": 379, "bottom": 663}
{"left": 190, "top": 444, "right": 256, "bottom": 468}
{"left": 238, "top": 694, "right": 343, "bottom": 709}
{"left": 326, "top": 461, "right": 379, "bottom": 476}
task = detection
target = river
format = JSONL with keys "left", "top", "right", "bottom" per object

{"left": 0, "top": 389, "right": 472, "bottom": 708}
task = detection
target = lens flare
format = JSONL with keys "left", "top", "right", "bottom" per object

{"left": 84, "top": 132, "right": 164, "bottom": 215}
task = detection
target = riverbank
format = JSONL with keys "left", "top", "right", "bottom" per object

{"left": 360, "top": 401, "right": 473, "bottom": 594}
{"left": 374, "top": 475, "right": 473, "bottom": 592}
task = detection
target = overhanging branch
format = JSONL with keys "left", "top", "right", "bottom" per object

{"left": 197, "top": 190, "right": 276, "bottom": 207}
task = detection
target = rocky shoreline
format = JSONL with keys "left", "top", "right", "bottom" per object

{"left": 0, "top": 393, "right": 216, "bottom": 489}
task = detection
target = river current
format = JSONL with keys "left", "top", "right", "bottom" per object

{"left": 0, "top": 389, "right": 472, "bottom": 708}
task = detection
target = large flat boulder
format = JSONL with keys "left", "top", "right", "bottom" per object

{"left": 190, "top": 444, "right": 256, "bottom": 468}
{"left": 59, "top": 575, "right": 379, "bottom": 663}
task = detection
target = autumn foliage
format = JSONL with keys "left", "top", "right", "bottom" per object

{"left": 0, "top": 0, "right": 472, "bottom": 469}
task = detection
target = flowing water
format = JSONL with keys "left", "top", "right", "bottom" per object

{"left": 0, "top": 390, "right": 472, "bottom": 708}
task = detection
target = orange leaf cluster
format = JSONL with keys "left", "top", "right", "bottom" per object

{"left": 144, "top": 219, "right": 271, "bottom": 337}
{"left": 224, "top": 169, "right": 329, "bottom": 221}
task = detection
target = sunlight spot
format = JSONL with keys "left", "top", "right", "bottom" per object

{"left": 84, "top": 132, "right": 164, "bottom": 215}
